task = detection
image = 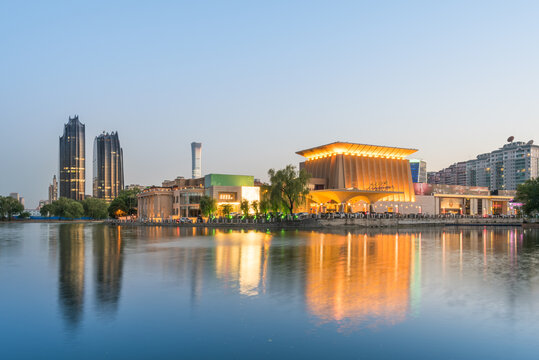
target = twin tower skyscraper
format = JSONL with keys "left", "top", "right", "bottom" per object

{"left": 59, "top": 115, "right": 124, "bottom": 201}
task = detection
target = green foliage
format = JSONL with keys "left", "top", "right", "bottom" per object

{"left": 240, "top": 199, "right": 250, "bottom": 216}
{"left": 258, "top": 186, "right": 271, "bottom": 215}
{"left": 0, "top": 196, "right": 24, "bottom": 220}
{"left": 40, "top": 204, "right": 52, "bottom": 217}
{"left": 18, "top": 211, "right": 31, "bottom": 219}
{"left": 81, "top": 198, "right": 109, "bottom": 219}
{"left": 199, "top": 195, "right": 217, "bottom": 217}
{"left": 220, "top": 203, "right": 233, "bottom": 217}
{"left": 268, "top": 165, "right": 311, "bottom": 214}
{"left": 47, "top": 197, "right": 84, "bottom": 219}
{"left": 108, "top": 188, "right": 140, "bottom": 218}
{"left": 516, "top": 178, "right": 539, "bottom": 215}
{"left": 251, "top": 200, "right": 259, "bottom": 215}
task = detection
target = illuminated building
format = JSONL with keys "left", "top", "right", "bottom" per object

{"left": 414, "top": 184, "right": 514, "bottom": 215}
{"left": 297, "top": 142, "right": 417, "bottom": 211}
{"left": 137, "top": 174, "right": 260, "bottom": 220}
{"left": 59, "top": 115, "right": 85, "bottom": 201}
{"left": 204, "top": 174, "right": 260, "bottom": 215}
{"left": 93, "top": 132, "right": 124, "bottom": 201}
{"left": 191, "top": 142, "right": 202, "bottom": 179}
{"left": 174, "top": 188, "right": 204, "bottom": 217}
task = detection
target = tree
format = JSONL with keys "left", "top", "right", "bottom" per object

{"left": 108, "top": 188, "right": 140, "bottom": 218}
{"left": 48, "top": 197, "right": 84, "bottom": 219}
{"left": 268, "top": 165, "right": 311, "bottom": 214}
{"left": 251, "top": 200, "right": 259, "bottom": 215}
{"left": 516, "top": 178, "right": 539, "bottom": 215}
{"left": 199, "top": 195, "right": 217, "bottom": 217}
{"left": 240, "top": 199, "right": 250, "bottom": 217}
{"left": 82, "top": 198, "right": 109, "bottom": 219}
{"left": 40, "top": 204, "right": 52, "bottom": 217}
{"left": 220, "top": 203, "right": 233, "bottom": 218}
{"left": 0, "top": 196, "right": 24, "bottom": 220}
{"left": 18, "top": 211, "right": 30, "bottom": 219}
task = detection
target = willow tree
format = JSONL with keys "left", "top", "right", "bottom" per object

{"left": 199, "top": 196, "right": 217, "bottom": 217}
{"left": 268, "top": 165, "right": 311, "bottom": 214}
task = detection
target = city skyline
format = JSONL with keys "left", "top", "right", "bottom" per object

{"left": 2, "top": 1, "right": 539, "bottom": 207}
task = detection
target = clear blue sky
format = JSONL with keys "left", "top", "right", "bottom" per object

{"left": 2, "top": 0, "right": 539, "bottom": 207}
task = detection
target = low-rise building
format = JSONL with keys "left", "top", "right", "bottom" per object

{"left": 137, "top": 187, "right": 174, "bottom": 221}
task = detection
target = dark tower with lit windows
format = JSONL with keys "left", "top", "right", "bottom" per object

{"left": 59, "top": 115, "right": 86, "bottom": 200}
{"left": 93, "top": 132, "right": 124, "bottom": 201}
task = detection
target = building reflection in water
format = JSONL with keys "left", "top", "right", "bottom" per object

{"left": 304, "top": 231, "right": 418, "bottom": 330}
{"left": 58, "top": 224, "right": 85, "bottom": 328}
{"left": 214, "top": 230, "right": 272, "bottom": 296}
{"left": 93, "top": 225, "right": 124, "bottom": 315}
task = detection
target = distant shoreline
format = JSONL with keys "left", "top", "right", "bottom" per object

{"left": 0, "top": 219, "right": 106, "bottom": 224}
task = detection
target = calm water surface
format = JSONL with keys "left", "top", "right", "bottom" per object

{"left": 1, "top": 223, "right": 539, "bottom": 359}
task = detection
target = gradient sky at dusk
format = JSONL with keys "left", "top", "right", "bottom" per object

{"left": 2, "top": 0, "right": 539, "bottom": 207}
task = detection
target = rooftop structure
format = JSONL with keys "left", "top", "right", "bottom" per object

{"left": 297, "top": 142, "right": 417, "bottom": 161}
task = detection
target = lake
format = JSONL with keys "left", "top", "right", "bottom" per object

{"left": 1, "top": 223, "right": 539, "bottom": 359}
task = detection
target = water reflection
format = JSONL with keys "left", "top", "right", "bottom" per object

{"left": 305, "top": 232, "right": 416, "bottom": 330}
{"left": 43, "top": 224, "right": 539, "bottom": 333}
{"left": 58, "top": 224, "right": 85, "bottom": 328}
{"left": 93, "top": 225, "right": 124, "bottom": 314}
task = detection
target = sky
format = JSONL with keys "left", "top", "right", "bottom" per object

{"left": 2, "top": 0, "right": 539, "bottom": 208}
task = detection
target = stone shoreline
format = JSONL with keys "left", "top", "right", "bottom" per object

{"left": 106, "top": 217, "right": 524, "bottom": 229}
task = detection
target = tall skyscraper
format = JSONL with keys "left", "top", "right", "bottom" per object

{"left": 48, "top": 175, "right": 58, "bottom": 203}
{"left": 93, "top": 132, "right": 124, "bottom": 201}
{"left": 59, "top": 115, "right": 85, "bottom": 200}
{"left": 191, "top": 142, "right": 202, "bottom": 179}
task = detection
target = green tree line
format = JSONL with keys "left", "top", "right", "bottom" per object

{"left": 39, "top": 188, "right": 140, "bottom": 219}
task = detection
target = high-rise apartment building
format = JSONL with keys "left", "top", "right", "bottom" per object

{"left": 93, "top": 132, "right": 124, "bottom": 201}
{"left": 429, "top": 140, "right": 539, "bottom": 191}
{"left": 191, "top": 142, "right": 202, "bottom": 179}
{"left": 59, "top": 115, "right": 85, "bottom": 200}
{"left": 48, "top": 175, "right": 58, "bottom": 203}
{"left": 409, "top": 159, "right": 427, "bottom": 183}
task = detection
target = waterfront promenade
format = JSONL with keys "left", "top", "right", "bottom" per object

{"left": 108, "top": 215, "right": 524, "bottom": 229}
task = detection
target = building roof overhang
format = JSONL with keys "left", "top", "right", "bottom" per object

{"left": 297, "top": 142, "right": 418, "bottom": 160}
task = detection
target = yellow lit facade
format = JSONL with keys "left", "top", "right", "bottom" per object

{"left": 298, "top": 142, "right": 417, "bottom": 206}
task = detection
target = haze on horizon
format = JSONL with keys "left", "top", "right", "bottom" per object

{"left": 2, "top": 0, "right": 539, "bottom": 208}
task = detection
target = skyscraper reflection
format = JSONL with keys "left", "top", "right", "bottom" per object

{"left": 93, "top": 225, "right": 124, "bottom": 315}
{"left": 58, "top": 224, "right": 85, "bottom": 328}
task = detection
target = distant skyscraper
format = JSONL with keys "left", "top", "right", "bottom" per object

{"left": 93, "top": 132, "right": 124, "bottom": 201}
{"left": 191, "top": 142, "right": 202, "bottom": 179}
{"left": 409, "top": 159, "right": 427, "bottom": 183}
{"left": 48, "top": 175, "right": 58, "bottom": 203}
{"left": 59, "top": 116, "right": 85, "bottom": 200}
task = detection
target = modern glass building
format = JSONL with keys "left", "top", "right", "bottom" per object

{"left": 409, "top": 159, "right": 427, "bottom": 183}
{"left": 59, "top": 115, "right": 85, "bottom": 200}
{"left": 191, "top": 142, "right": 202, "bottom": 179}
{"left": 93, "top": 132, "right": 124, "bottom": 201}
